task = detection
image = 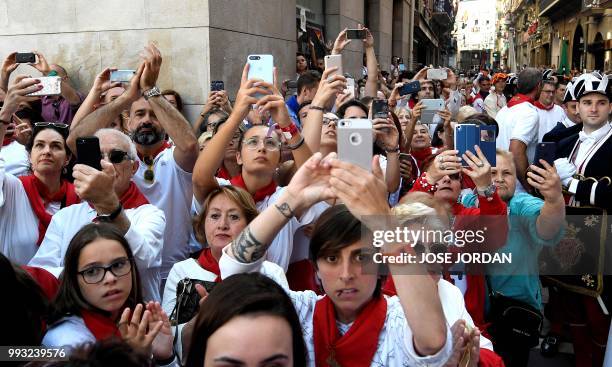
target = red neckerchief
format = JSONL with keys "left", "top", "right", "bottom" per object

{"left": 2, "top": 137, "right": 12, "bottom": 147}
{"left": 411, "top": 147, "right": 433, "bottom": 169}
{"left": 119, "top": 182, "right": 149, "bottom": 209}
{"left": 22, "top": 265, "right": 59, "bottom": 301}
{"left": 197, "top": 248, "right": 221, "bottom": 282}
{"left": 217, "top": 166, "right": 232, "bottom": 180}
{"left": 286, "top": 259, "right": 319, "bottom": 292}
{"left": 80, "top": 309, "right": 121, "bottom": 341}
{"left": 313, "top": 295, "right": 387, "bottom": 367}
{"left": 533, "top": 101, "right": 554, "bottom": 111}
{"left": 19, "top": 175, "right": 80, "bottom": 245}
{"left": 230, "top": 174, "right": 278, "bottom": 203}
{"left": 136, "top": 141, "right": 171, "bottom": 162}
{"left": 506, "top": 94, "right": 535, "bottom": 108}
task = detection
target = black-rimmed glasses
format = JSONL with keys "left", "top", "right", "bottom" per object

{"left": 77, "top": 258, "right": 133, "bottom": 284}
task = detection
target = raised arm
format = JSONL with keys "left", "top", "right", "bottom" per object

{"left": 509, "top": 139, "right": 532, "bottom": 194}
{"left": 192, "top": 63, "right": 271, "bottom": 203}
{"left": 363, "top": 27, "right": 378, "bottom": 98}
{"left": 66, "top": 64, "right": 143, "bottom": 154}
{"left": 0, "top": 52, "right": 18, "bottom": 93}
{"left": 302, "top": 67, "right": 346, "bottom": 152}
{"left": 139, "top": 43, "right": 198, "bottom": 172}
{"left": 527, "top": 160, "right": 565, "bottom": 239}
{"left": 31, "top": 51, "right": 81, "bottom": 105}
{"left": 328, "top": 156, "right": 447, "bottom": 356}
{"left": 70, "top": 68, "right": 122, "bottom": 131}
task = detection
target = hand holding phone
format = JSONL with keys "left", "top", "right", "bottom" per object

{"left": 337, "top": 119, "right": 373, "bottom": 172}
{"left": 210, "top": 80, "right": 225, "bottom": 92}
{"left": 15, "top": 52, "right": 36, "bottom": 64}
{"left": 427, "top": 68, "right": 448, "bottom": 80}
{"left": 110, "top": 70, "right": 136, "bottom": 83}
{"left": 420, "top": 99, "right": 445, "bottom": 124}
{"left": 247, "top": 55, "right": 274, "bottom": 98}
{"left": 534, "top": 142, "right": 556, "bottom": 168}
{"left": 371, "top": 99, "right": 389, "bottom": 119}
{"left": 76, "top": 136, "right": 102, "bottom": 171}
{"left": 399, "top": 81, "right": 421, "bottom": 96}
{"left": 324, "top": 55, "right": 343, "bottom": 78}
{"left": 346, "top": 29, "right": 367, "bottom": 40}
{"left": 25, "top": 76, "right": 61, "bottom": 96}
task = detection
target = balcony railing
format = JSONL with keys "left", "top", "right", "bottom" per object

{"left": 433, "top": 0, "right": 454, "bottom": 28}
{"left": 582, "top": 0, "right": 611, "bottom": 14}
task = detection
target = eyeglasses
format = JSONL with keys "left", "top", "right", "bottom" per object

{"left": 102, "top": 149, "right": 131, "bottom": 164}
{"left": 78, "top": 258, "right": 132, "bottom": 284}
{"left": 242, "top": 137, "right": 281, "bottom": 151}
{"left": 34, "top": 122, "right": 69, "bottom": 130}
{"left": 323, "top": 118, "right": 338, "bottom": 126}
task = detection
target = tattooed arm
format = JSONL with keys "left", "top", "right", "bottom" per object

{"left": 228, "top": 190, "right": 304, "bottom": 263}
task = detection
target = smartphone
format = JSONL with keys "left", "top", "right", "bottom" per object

{"left": 399, "top": 153, "right": 413, "bottom": 162}
{"left": 427, "top": 68, "right": 448, "bottom": 80}
{"left": 346, "top": 29, "right": 367, "bottom": 40}
{"left": 76, "top": 136, "right": 102, "bottom": 171}
{"left": 399, "top": 81, "right": 421, "bottom": 96}
{"left": 372, "top": 99, "right": 389, "bottom": 119}
{"left": 337, "top": 119, "right": 373, "bottom": 172}
{"left": 210, "top": 80, "right": 225, "bottom": 92}
{"left": 324, "top": 54, "right": 343, "bottom": 78}
{"left": 534, "top": 142, "right": 556, "bottom": 168}
{"left": 25, "top": 76, "right": 61, "bottom": 96}
{"left": 454, "top": 124, "right": 480, "bottom": 167}
{"left": 420, "top": 98, "right": 445, "bottom": 124}
{"left": 15, "top": 52, "right": 36, "bottom": 63}
{"left": 479, "top": 125, "right": 497, "bottom": 167}
{"left": 110, "top": 69, "right": 136, "bottom": 83}
{"left": 345, "top": 78, "right": 355, "bottom": 99}
{"left": 247, "top": 54, "right": 274, "bottom": 84}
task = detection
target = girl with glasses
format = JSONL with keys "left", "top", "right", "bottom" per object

{"left": 43, "top": 223, "right": 176, "bottom": 366}
{"left": 0, "top": 77, "right": 81, "bottom": 264}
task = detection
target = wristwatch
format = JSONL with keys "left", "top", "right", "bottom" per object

{"left": 94, "top": 204, "right": 123, "bottom": 223}
{"left": 143, "top": 86, "right": 162, "bottom": 100}
{"left": 476, "top": 184, "right": 496, "bottom": 199}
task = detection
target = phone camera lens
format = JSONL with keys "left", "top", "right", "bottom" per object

{"left": 349, "top": 133, "right": 362, "bottom": 146}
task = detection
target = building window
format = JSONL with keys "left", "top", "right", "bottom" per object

{"left": 475, "top": 19, "right": 478, "bottom": 25}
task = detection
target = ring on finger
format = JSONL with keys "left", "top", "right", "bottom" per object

{"left": 476, "top": 162, "right": 484, "bottom": 168}
{"left": 440, "top": 163, "right": 446, "bottom": 170}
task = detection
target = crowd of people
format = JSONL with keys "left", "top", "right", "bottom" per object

{"left": 0, "top": 25, "right": 611, "bottom": 367}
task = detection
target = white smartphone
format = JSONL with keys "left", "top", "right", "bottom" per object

{"left": 427, "top": 68, "right": 448, "bottom": 80}
{"left": 420, "top": 98, "right": 445, "bottom": 124}
{"left": 26, "top": 76, "right": 61, "bottom": 96}
{"left": 344, "top": 78, "right": 355, "bottom": 99}
{"left": 324, "top": 54, "right": 343, "bottom": 78}
{"left": 337, "top": 118, "right": 373, "bottom": 172}
{"left": 247, "top": 54, "right": 274, "bottom": 84}
{"left": 110, "top": 69, "right": 136, "bottom": 82}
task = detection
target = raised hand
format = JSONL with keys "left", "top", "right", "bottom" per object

{"left": 139, "top": 43, "right": 162, "bottom": 91}
{"left": 527, "top": 160, "right": 563, "bottom": 203}
{"left": 426, "top": 150, "right": 462, "bottom": 184}
{"left": 30, "top": 51, "right": 51, "bottom": 75}
{"left": 72, "top": 160, "right": 118, "bottom": 211}
{"left": 92, "top": 67, "right": 122, "bottom": 94}
{"left": 12, "top": 115, "right": 32, "bottom": 146}
{"left": 373, "top": 116, "right": 399, "bottom": 151}
{"left": 312, "top": 67, "right": 346, "bottom": 108}
{"left": 118, "top": 304, "right": 163, "bottom": 356}
{"left": 332, "top": 29, "right": 351, "bottom": 55}
{"left": 146, "top": 301, "right": 174, "bottom": 361}
{"left": 232, "top": 63, "right": 273, "bottom": 119}
{"left": 1, "top": 52, "right": 19, "bottom": 91}
{"left": 1, "top": 76, "right": 41, "bottom": 120}
{"left": 286, "top": 152, "right": 335, "bottom": 209}
{"left": 461, "top": 145, "right": 492, "bottom": 190}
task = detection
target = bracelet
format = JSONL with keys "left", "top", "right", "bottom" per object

{"left": 286, "top": 135, "right": 305, "bottom": 150}
{"left": 384, "top": 145, "right": 400, "bottom": 154}
{"left": 417, "top": 175, "right": 438, "bottom": 193}
{"left": 280, "top": 123, "right": 299, "bottom": 137}
{"left": 275, "top": 202, "right": 295, "bottom": 219}
{"left": 309, "top": 105, "right": 325, "bottom": 112}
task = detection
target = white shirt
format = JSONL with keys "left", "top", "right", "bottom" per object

{"left": 496, "top": 101, "right": 540, "bottom": 193}
{"left": 572, "top": 123, "right": 612, "bottom": 174}
{"left": 536, "top": 104, "right": 566, "bottom": 142}
{"left": 28, "top": 201, "right": 166, "bottom": 302}
{"left": 218, "top": 248, "right": 452, "bottom": 367}
{"left": 43, "top": 315, "right": 179, "bottom": 367}
{"left": 214, "top": 180, "right": 328, "bottom": 271}
{"left": 0, "top": 157, "right": 59, "bottom": 264}
{"left": 133, "top": 147, "right": 194, "bottom": 279}
{"left": 484, "top": 92, "right": 507, "bottom": 118}
{"left": 0, "top": 140, "right": 29, "bottom": 176}
{"left": 162, "top": 257, "right": 288, "bottom": 360}
{"left": 561, "top": 115, "right": 577, "bottom": 128}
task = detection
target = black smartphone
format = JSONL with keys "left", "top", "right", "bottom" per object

{"left": 399, "top": 81, "right": 421, "bottom": 96}
{"left": 76, "top": 136, "right": 102, "bottom": 171}
{"left": 346, "top": 29, "right": 367, "bottom": 40}
{"left": 15, "top": 52, "right": 36, "bottom": 63}
{"left": 372, "top": 99, "right": 389, "bottom": 119}
{"left": 201, "top": 280, "right": 217, "bottom": 293}
{"left": 210, "top": 80, "right": 224, "bottom": 92}
{"left": 534, "top": 142, "right": 556, "bottom": 168}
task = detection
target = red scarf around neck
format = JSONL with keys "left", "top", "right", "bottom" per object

{"left": 19, "top": 175, "right": 80, "bottom": 245}
{"left": 230, "top": 174, "right": 278, "bottom": 203}
{"left": 81, "top": 309, "right": 121, "bottom": 341}
{"left": 197, "top": 248, "right": 221, "bottom": 282}
{"left": 411, "top": 147, "right": 433, "bottom": 166}
{"left": 313, "top": 295, "right": 387, "bottom": 367}
{"left": 506, "top": 94, "right": 535, "bottom": 108}
{"left": 119, "top": 182, "right": 150, "bottom": 209}
{"left": 2, "top": 137, "right": 12, "bottom": 147}
{"left": 533, "top": 101, "right": 554, "bottom": 111}
{"left": 217, "top": 166, "right": 232, "bottom": 180}
{"left": 136, "top": 141, "right": 171, "bottom": 163}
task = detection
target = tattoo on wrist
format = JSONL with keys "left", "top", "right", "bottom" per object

{"left": 275, "top": 202, "right": 295, "bottom": 219}
{"left": 232, "top": 227, "right": 266, "bottom": 263}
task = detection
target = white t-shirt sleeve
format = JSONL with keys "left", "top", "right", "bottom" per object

{"left": 510, "top": 107, "right": 539, "bottom": 146}
{"left": 219, "top": 244, "right": 266, "bottom": 279}
{"left": 29, "top": 213, "right": 66, "bottom": 277}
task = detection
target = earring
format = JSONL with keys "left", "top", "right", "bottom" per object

{"left": 62, "top": 166, "right": 68, "bottom": 175}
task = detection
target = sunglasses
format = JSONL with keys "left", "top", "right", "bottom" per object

{"left": 102, "top": 149, "right": 131, "bottom": 164}
{"left": 34, "top": 122, "right": 69, "bottom": 130}
{"left": 143, "top": 156, "right": 155, "bottom": 183}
